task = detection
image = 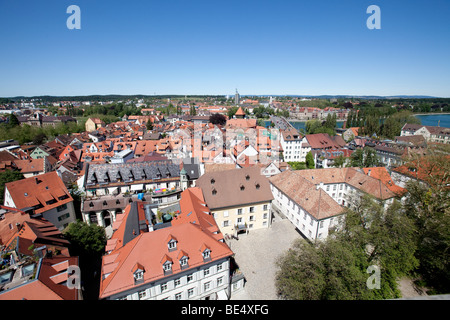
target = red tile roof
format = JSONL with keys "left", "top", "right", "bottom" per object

{"left": 99, "top": 189, "right": 232, "bottom": 299}
{"left": 5, "top": 171, "right": 73, "bottom": 214}
{"left": 392, "top": 155, "right": 450, "bottom": 186}
{"left": 235, "top": 107, "right": 245, "bottom": 116}
{"left": 362, "top": 167, "right": 406, "bottom": 196}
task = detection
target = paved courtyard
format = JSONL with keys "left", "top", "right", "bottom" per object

{"left": 228, "top": 214, "right": 302, "bottom": 300}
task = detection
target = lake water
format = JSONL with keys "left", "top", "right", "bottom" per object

{"left": 415, "top": 114, "right": 450, "bottom": 128}
{"left": 264, "top": 114, "right": 450, "bottom": 130}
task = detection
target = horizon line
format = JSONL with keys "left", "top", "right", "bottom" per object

{"left": 2, "top": 93, "right": 449, "bottom": 99}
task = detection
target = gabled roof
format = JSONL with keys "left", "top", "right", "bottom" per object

{"left": 269, "top": 170, "right": 345, "bottom": 220}
{"left": 5, "top": 171, "right": 73, "bottom": 214}
{"left": 362, "top": 167, "right": 406, "bottom": 196}
{"left": 306, "top": 133, "right": 346, "bottom": 149}
{"left": 290, "top": 167, "right": 396, "bottom": 200}
{"left": 14, "top": 158, "right": 45, "bottom": 174}
{"left": 235, "top": 107, "right": 245, "bottom": 116}
{"left": 172, "top": 188, "right": 222, "bottom": 241}
{"left": 99, "top": 188, "right": 232, "bottom": 299}
{"left": 99, "top": 219, "right": 232, "bottom": 299}
{"left": 0, "top": 255, "right": 79, "bottom": 300}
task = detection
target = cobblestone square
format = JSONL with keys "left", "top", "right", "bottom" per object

{"left": 229, "top": 215, "right": 302, "bottom": 300}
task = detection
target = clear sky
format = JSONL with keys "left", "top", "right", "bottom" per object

{"left": 0, "top": 0, "right": 449, "bottom": 97}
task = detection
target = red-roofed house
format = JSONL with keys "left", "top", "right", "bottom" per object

{"left": 85, "top": 117, "right": 105, "bottom": 132}
{"left": 3, "top": 171, "right": 76, "bottom": 230}
{"left": 0, "top": 206, "right": 80, "bottom": 300}
{"left": 99, "top": 188, "right": 234, "bottom": 300}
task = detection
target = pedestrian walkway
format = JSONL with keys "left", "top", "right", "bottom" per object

{"left": 228, "top": 218, "right": 301, "bottom": 300}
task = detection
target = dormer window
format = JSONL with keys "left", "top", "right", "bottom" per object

{"left": 202, "top": 249, "right": 211, "bottom": 261}
{"left": 255, "top": 183, "right": 260, "bottom": 190}
{"left": 132, "top": 263, "right": 145, "bottom": 284}
{"left": 245, "top": 175, "right": 250, "bottom": 181}
{"left": 212, "top": 188, "right": 217, "bottom": 196}
{"left": 167, "top": 235, "right": 177, "bottom": 251}
{"left": 168, "top": 240, "right": 176, "bottom": 250}
{"left": 163, "top": 261, "right": 172, "bottom": 272}
{"left": 161, "top": 255, "right": 173, "bottom": 275}
{"left": 180, "top": 257, "right": 188, "bottom": 267}
{"left": 210, "top": 178, "right": 215, "bottom": 185}
{"left": 178, "top": 250, "right": 189, "bottom": 270}
{"left": 240, "top": 184, "right": 245, "bottom": 191}
{"left": 135, "top": 271, "right": 144, "bottom": 281}
{"left": 200, "top": 244, "right": 211, "bottom": 262}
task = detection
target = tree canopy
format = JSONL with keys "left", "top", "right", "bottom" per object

{"left": 0, "top": 170, "right": 24, "bottom": 204}
{"left": 276, "top": 195, "right": 418, "bottom": 300}
{"left": 209, "top": 113, "right": 227, "bottom": 126}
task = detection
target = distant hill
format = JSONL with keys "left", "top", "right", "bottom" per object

{"left": 1, "top": 94, "right": 444, "bottom": 102}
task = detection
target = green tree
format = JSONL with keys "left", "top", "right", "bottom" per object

{"left": 276, "top": 195, "right": 417, "bottom": 300}
{"left": 305, "top": 120, "right": 321, "bottom": 134}
{"left": 63, "top": 220, "right": 107, "bottom": 300}
{"left": 350, "top": 147, "right": 381, "bottom": 168}
{"left": 227, "top": 106, "right": 239, "bottom": 118}
{"left": 63, "top": 221, "right": 106, "bottom": 257}
{"left": 0, "top": 170, "right": 24, "bottom": 204}
{"left": 276, "top": 239, "right": 326, "bottom": 300}
{"left": 381, "top": 111, "right": 420, "bottom": 139}
{"left": 324, "top": 113, "right": 337, "bottom": 130}
{"left": 189, "top": 105, "right": 197, "bottom": 116}
{"left": 402, "top": 153, "right": 450, "bottom": 293}
{"left": 8, "top": 114, "right": 20, "bottom": 127}
{"left": 287, "top": 162, "right": 307, "bottom": 170}
{"left": 146, "top": 120, "right": 154, "bottom": 131}
{"left": 305, "top": 151, "right": 315, "bottom": 169}
{"left": 333, "top": 154, "right": 346, "bottom": 168}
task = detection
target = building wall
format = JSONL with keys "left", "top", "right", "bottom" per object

{"left": 107, "top": 258, "right": 231, "bottom": 300}
{"left": 3, "top": 187, "right": 16, "bottom": 208}
{"left": 391, "top": 171, "right": 413, "bottom": 189}
{"left": 4, "top": 187, "right": 76, "bottom": 230}
{"left": 30, "top": 148, "right": 49, "bottom": 159}
{"left": 211, "top": 202, "right": 271, "bottom": 236}
{"left": 85, "top": 181, "right": 180, "bottom": 197}
{"left": 270, "top": 183, "right": 342, "bottom": 241}
{"left": 42, "top": 201, "right": 76, "bottom": 230}
{"left": 85, "top": 119, "right": 96, "bottom": 132}
{"left": 281, "top": 137, "right": 309, "bottom": 162}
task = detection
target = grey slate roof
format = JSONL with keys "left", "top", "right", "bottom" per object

{"left": 86, "top": 160, "right": 180, "bottom": 187}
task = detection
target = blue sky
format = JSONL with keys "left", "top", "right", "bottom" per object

{"left": 0, "top": 0, "right": 449, "bottom": 97}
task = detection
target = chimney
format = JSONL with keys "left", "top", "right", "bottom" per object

{"left": 368, "top": 169, "right": 371, "bottom": 176}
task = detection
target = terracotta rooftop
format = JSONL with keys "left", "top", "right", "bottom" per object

{"left": 14, "top": 158, "right": 44, "bottom": 174}
{"left": 234, "top": 107, "right": 245, "bottom": 116}
{"left": 5, "top": 171, "right": 73, "bottom": 214}
{"left": 291, "top": 167, "right": 397, "bottom": 200}
{"left": 362, "top": 167, "right": 406, "bottom": 196}
{"left": 99, "top": 188, "right": 232, "bottom": 299}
